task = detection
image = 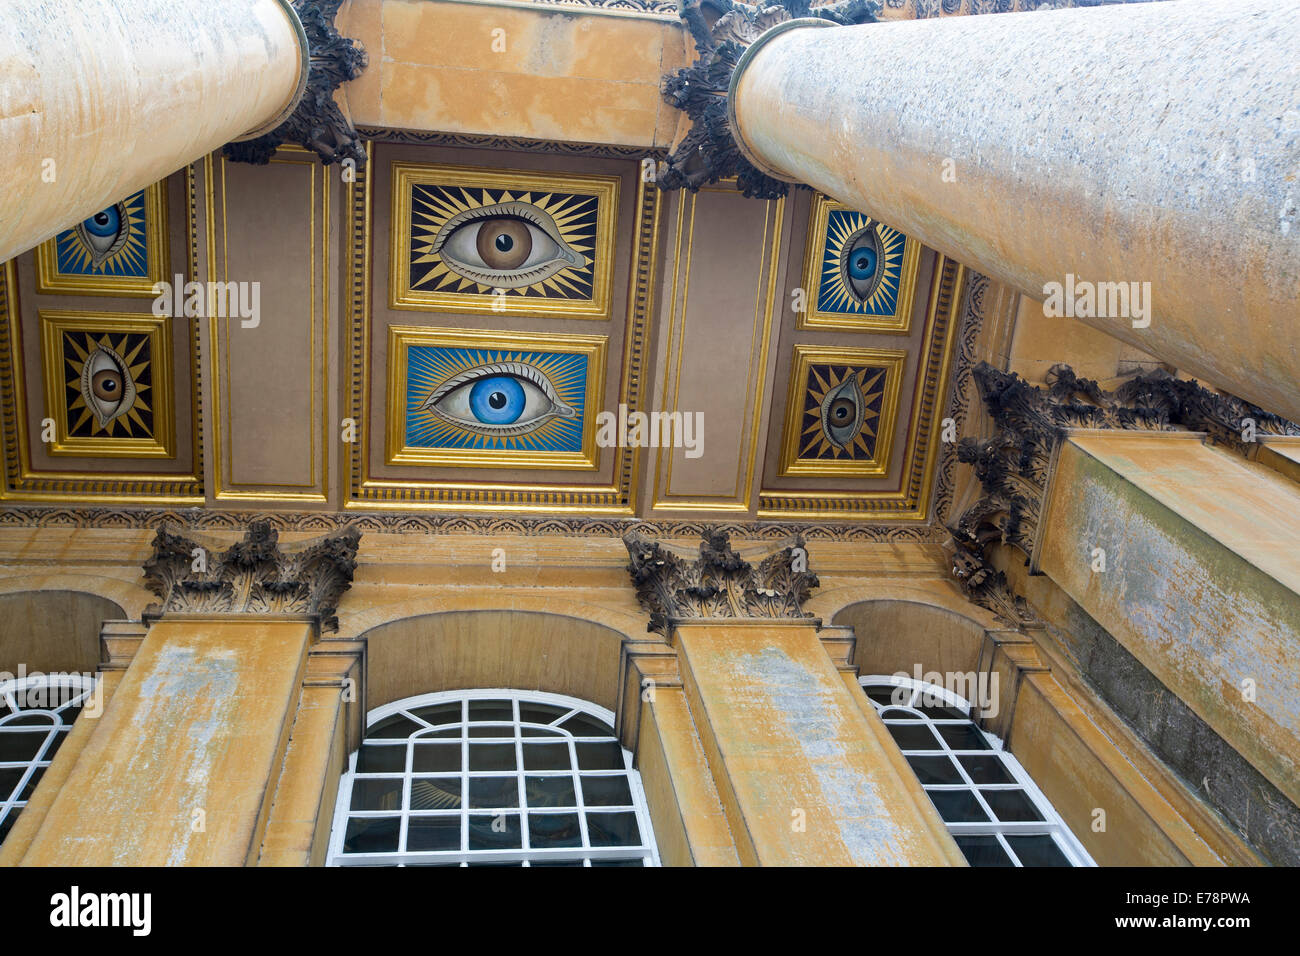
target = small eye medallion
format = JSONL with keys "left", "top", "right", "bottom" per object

{"left": 820, "top": 375, "right": 866, "bottom": 450}
{"left": 421, "top": 362, "right": 577, "bottom": 437}
{"left": 80, "top": 345, "right": 137, "bottom": 429}
{"left": 75, "top": 202, "right": 131, "bottom": 267}
{"left": 839, "top": 226, "right": 885, "bottom": 304}
{"left": 432, "top": 202, "right": 585, "bottom": 288}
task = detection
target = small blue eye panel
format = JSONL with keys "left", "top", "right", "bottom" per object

{"left": 54, "top": 190, "right": 150, "bottom": 278}
{"left": 816, "top": 210, "right": 908, "bottom": 317}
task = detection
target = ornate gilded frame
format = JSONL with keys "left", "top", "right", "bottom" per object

{"left": 35, "top": 182, "right": 170, "bottom": 298}
{"left": 797, "top": 193, "right": 920, "bottom": 334}
{"left": 385, "top": 326, "right": 608, "bottom": 471}
{"left": 776, "top": 344, "right": 906, "bottom": 478}
{"left": 37, "top": 309, "right": 175, "bottom": 459}
{"left": 388, "top": 161, "right": 620, "bottom": 319}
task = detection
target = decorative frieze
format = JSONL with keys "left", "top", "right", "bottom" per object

{"left": 623, "top": 529, "right": 819, "bottom": 635}
{"left": 142, "top": 520, "right": 361, "bottom": 631}
{"left": 224, "top": 0, "right": 368, "bottom": 168}
{"left": 658, "top": 0, "right": 879, "bottom": 198}
{"left": 949, "top": 361, "right": 1300, "bottom": 623}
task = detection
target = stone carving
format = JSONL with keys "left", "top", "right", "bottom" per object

{"left": 948, "top": 361, "right": 1300, "bottom": 622}
{"left": 142, "top": 520, "right": 361, "bottom": 631}
{"left": 659, "top": 0, "right": 880, "bottom": 198}
{"left": 224, "top": 0, "right": 368, "bottom": 168}
{"left": 623, "top": 529, "right": 819, "bottom": 634}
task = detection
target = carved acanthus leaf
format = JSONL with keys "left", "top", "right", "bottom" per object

{"left": 623, "top": 529, "right": 819, "bottom": 635}
{"left": 224, "top": 0, "right": 368, "bottom": 168}
{"left": 659, "top": 0, "right": 880, "bottom": 198}
{"left": 142, "top": 520, "right": 361, "bottom": 632}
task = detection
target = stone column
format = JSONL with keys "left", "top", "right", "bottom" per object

{"left": 950, "top": 364, "right": 1300, "bottom": 814}
{"left": 662, "top": 0, "right": 1300, "bottom": 421}
{"left": 624, "top": 531, "right": 966, "bottom": 865}
{"left": 0, "top": 0, "right": 366, "bottom": 263}
{"left": 11, "top": 522, "right": 361, "bottom": 866}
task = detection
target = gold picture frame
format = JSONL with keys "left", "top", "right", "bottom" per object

{"left": 797, "top": 194, "right": 920, "bottom": 333}
{"left": 777, "top": 344, "right": 907, "bottom": 478}
{"left": 38, "top": 310, "right": 175, "bottom": 459}
{"left": 386, "top": 326, "right": 608, "bottom": 471}
{"left": 388, "top": 162, "right": 619, "bottom": 318}
{"left": 36, "top": 182, "right": 170, "bottom": 298}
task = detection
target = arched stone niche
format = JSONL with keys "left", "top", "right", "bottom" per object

{"left": 359, "top": 609, "right": 634, "bottom": 714}
{"left": 831, "top": 598, "right": 989, "bottom": 682}
{"left": 0, "top": 589, "right": 126, "bottom": 676}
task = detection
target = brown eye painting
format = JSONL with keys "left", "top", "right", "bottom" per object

{"left": 389, "top": 163, "right": 619, "bottom": 318}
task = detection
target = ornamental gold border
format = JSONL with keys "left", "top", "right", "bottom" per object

{"left": 758, "top": 258, "right": 966, "bottom": 520}
{"left": 796, "top": 193, "right": 920, "bottom": 334}
{"left": 388, "top": 161, "right": 620, "bottom": 319}
{"left": 777, "top": 344, "right": 906, "bottom": 479}
{"left": 37, "top": 310, "right": 175, "bottom": 459}
{"left": 385, "top": 326, "right": 607, "bottom": 471}
{"left": 35, "top": 182, "right": 170, "bottom": 298}
{"left": 346, "top": 148, "right": 659, "bottom": 513}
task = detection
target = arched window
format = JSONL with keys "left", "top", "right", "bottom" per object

{"left": 328, "top": 689, "right": 660, "bottom": 866}
{"left": 0, "top": 674, "right": 96, "bottom": 846}
{"left": 860, "top": 675, "right": 1094, "bottom": 867}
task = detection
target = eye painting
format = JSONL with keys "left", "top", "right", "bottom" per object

{"left": 55, "top": 191, "right": 149, "bottom": 277}
{"left": 408, "top": 184, "right": 598, "bottom": 301}
{"left": 818, "top": 211, "right": 907, "bottom": 316}
{"left": 405, "top": 345, "right": 588, "bottom": 453}
{"left": 63, "top": 331, "right": 153, "bottom": 438}
{"left": 801, "top": 364, "right": 888, "bottom": 460}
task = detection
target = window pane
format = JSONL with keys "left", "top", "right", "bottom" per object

{"left": 356, "top": 743, "right": 406, "bottom": 774}
{"left": 927, "top": 789, "right": 990, "bottom": 823}
{"left": 350, "top": 777, "right": 403, "bottom": 811}
{"left": 528, "top": 812, "right": 582, "bottom": 848}
{"left": 1006, "top": 834, "right": 1072, "bottom": 867}
{"left": 980, "top": 788, "right": 1044, "bottom": 822}
{"left": 518, "top": 702, "right": 569, "bottom": 725}
{"left": 559, "top": 713, "right": 613, "bottom": 738}
{"left": 957, "top": 754, "right": 1015, "bottom": 785}
{"left": 467, "top": 813, "right": 521, "bottom": 850}
{"left": 411, "top": 743, "right": 460, "bottom": 773}
{"left": 468, "top": 776, "right": 518, "bottom": 809}
{"left": 935, "top": 724, "right": 992, "bottom": 751}
{"left": 468, "top": 744, "right": 516, "bottom": 772}
{"left": 576, "top": 741, "right": 624, "bottom": 770}
{"left": 410, "top": 778, "right": 462, "bottom": 811}
{"left": 468, "top": 700, "right": 513, "bottom": 722}
{"left": 368, "top": 714, "right": 422, "bottom": 739}
{"left": 581, "top": 775, "right": 633, "bottom": 807}
{"left": 407, "top": 816, "right": 460, "bottom": 852}
{"left": 409, "top": 702, "right": 461, "bottom": 726}
{"left": 886, "top": 724, "right": 941, "bottom": 751}
{"left": 522, "top": 743, "right": 570, "bottom": 771}
{"left": 343, "top": 816, "right": 400, "bottom": 853}
{"left": 903, "top": 754, "right": 963, "bottom": 785}
{"left": 587, "top": 811, "right": 641, "bottom": 847}
{"left": 525, "top": 775, "right": 576, "bottom": 808}
{"left": 955, "top": 835, "right": 1014, "bottom": 867}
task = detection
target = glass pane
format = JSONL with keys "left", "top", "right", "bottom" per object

{"left": 467, "top": 813, "right": 522, "bottom": 850}
{"left": 468, "top": 699, "right": 514, "bottom": 722}
{"left": 525, "top": 775, "right": 576, "bottom": 808}
{"left": 0, "top": 766, "right": 25, "bottom": 799}
{"left": 559, "top": 713, "right": 614, "bottom": 738}
{"left": 407, "top": 702, "right": 462, "bottom": 726}
{"left": 955, "top": 835, "right": 1014, "bottom": 867}
{"left": 591, "top": 858, "right": 645, "bottom": 867}
{"left": 468, "top": 724, "right": 514, "bottom": 739}
{"left": 531, "top": 859, "right": 584, "bottom": 866}
{"left": 406, "top": 815, "right": 460, "bottom": 852}
{"left": 878, "top": 707, "right": 920, "bottom": 721}
{"left": 1006, "top": 834, "right": 1072, "bottom": 867}
{"left": 0, "top": 730, "right": 52, "bottom": 762}
{"left": 587, "top": 811, "right": 641, "bottom": 848}
{"left": 343, "top": 816, "right": 400, "bottom": 853}
{"left": 529, "top": 812, "right": 582, "bottom": 848}
{"left": 958, "top": 754, "right": 1015, "bottom": 785}
{"left": 886, "top": 724, "right": 942, "bottom": 751}
{"left": 411, "top": 743, "right": 460, "bottom": 773}
{"left": 356, "top": 743, "right": 406, "bottom": 774}
{"left": 523, "top": 743, "right": 571, "bottom": 771}
{"left": 350, "top": 777, "right": 403, "bottom": 812}
{"left": 367, "top": 714, "right": 422, "bottom": 739}
{"left": 936, "top": 723, "right": 992, "bottom": 751}
{"left": 521, "top": 726, "right": 563, "bottom": 737}
{"left": 926, "top": 789, "right": 990, "bottom": 823}
{"left": 409, "top": 778, "right": 462, "bottom": 811}
{"left": 576, "top": 741, "right": 624, "bottom": 770}
{"left": 904, "top": 754, "right": 963, "bottom": 785}
{"left": 912, "top": 701, "right": 970, "bottom": 720}
{"left": 518, "top": 702, "right": 569, "bottom": 725}
{"left": 581, "top": 775, "right": 633, "bottom": 807}
{"left": 863, "top": 686, "right": 907, "bottom": 708}
{"left": 468, "top": 776, "right": 518, "bottom": 809}
{"left": 468, "top": 744, "right": 516, "bottom": 772}
{"left": 981, "top": 788, "right": 1044, "bottom": 822}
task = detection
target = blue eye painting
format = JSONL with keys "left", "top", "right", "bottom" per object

{"left": 55, "top": 191, "right": 148, "bottom": 277}
{"left": 406, "top": 347, "right": 586, "bottom": 452}
{"left": 816, "top": 210, "right": 908, "bottom": 317}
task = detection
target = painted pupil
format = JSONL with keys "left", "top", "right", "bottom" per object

{"left": 830, "top": 398, "right": 855, "bottom": 422}
{"left": 92, "top": 368, "right": 123, "bottom": 401}
{"left": 469, "top": 375, "right": 526, "bottom": 424}
{"left": 849, "top": 247, "right": 877, "bottom": 280}
{"left": 83, "top": 206, "right": 121, "bottom": 238}
{"left": 476, "top": 219, "right": 531, "bottom": 270}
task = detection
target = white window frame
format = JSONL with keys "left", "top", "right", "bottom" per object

{"left": 327, "top": 688, "right": 660, "bottom": 867}
{"left": 860, "top": 673, "right": 1095, "bottom": 867}
{"left": 0, "top": 673, "right": 96, "bottom": 843}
